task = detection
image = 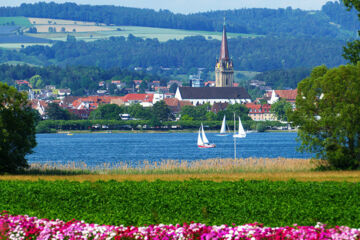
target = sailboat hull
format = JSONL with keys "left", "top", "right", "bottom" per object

{"left": 198, "top": 143, "right": 216, "bottom": 148}
{"left": 216, "top": 134, "right": 229, "bottom": 136}
{"left": 233, "top": 134, "right": 246, "bottom": 138}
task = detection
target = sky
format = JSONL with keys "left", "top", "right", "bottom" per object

{"left": 2, "top": 0, "right": 337, "bottom": 13}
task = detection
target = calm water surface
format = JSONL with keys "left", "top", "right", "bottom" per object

{"left": 28, "top": 132, "right": 314, "bottom": 167}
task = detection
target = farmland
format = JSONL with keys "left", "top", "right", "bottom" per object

{"left": 0, "top": 17, "right": 31, "bottom": 27}
{"left": 0, "top": 16, "right": 261, "bottom": 49}
{"left": 0, "top": 180, "right": 359, "bottom": 227}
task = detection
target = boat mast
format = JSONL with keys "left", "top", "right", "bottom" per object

{"left": 234, "top": 112, "right": 236, "bottom": 160}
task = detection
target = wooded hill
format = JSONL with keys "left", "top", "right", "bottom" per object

{"left": 0, "top": 1, "right": 358, "bottom": 39}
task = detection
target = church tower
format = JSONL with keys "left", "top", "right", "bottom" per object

{"left": 215, "top": 20, "right": 234, "bottom": 87}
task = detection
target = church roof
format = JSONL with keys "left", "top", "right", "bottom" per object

{"left": 220, "top": 24, "right": 229, "bottom": 61}
{"left": 178, "top": 87, "right": 250, "bottom": 100}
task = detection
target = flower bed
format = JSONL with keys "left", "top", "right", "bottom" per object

{"left": 1, "top": 213, "right": 360, "bottom": 240}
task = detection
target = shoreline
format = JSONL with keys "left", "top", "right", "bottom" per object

{"left": 54, "top": 129, "right": 297, "bottom": 134}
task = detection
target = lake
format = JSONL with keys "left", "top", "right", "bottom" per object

{"left": 27, "top": 132, "right": 314, "bottom": 167}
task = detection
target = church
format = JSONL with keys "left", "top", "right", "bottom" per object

{"left": 175, "top": 22, "right": 251, "bottom": 106}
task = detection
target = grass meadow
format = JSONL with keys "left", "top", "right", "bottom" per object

{"left": 0, "top": 17, "right": 31, "bottom": 27}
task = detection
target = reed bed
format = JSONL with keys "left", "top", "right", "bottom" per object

{"left": 25, "top": 157, "right": 315, "bottom": 175}
{"left": 2, "top": 157, "right": 359, "bottom": 182}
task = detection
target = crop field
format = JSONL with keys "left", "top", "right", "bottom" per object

{"left": 0, "top": 180, "right": 359, "bottom": 227}
{"left": 25, "top": 17, "right": 261, "bottom": 42}
{"left": 0, "top": 17, "right": 31, "bottom": 27}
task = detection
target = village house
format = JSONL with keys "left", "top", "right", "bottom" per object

{"left": 266, "top": 89, "right": 298, "bottom": 106}
{"left": 245, "top": 103, "right": 276, "bottom": 121}
{"left": 164, "top": 98, "right": 192, "bottom": 115}
{"left": 121, "top": 93, "right": 154, "bottom": 107}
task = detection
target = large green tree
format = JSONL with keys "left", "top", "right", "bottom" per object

{"left": 45, "top": 103, "right": 72, "bottom": 120}
{"left": 89, "top": 104, "right": 124, "bottom": 120}
{"left": 0, "top": 83, "right": 37, "bottom": 173}
{"left": 271, "top": 99, "right": 293, "bottom": 122}
{"left": 289, "top": 64, "right": 360, "bottom": 169}
{"left": 152, "top": 100, "right": 172, "bottom": 121}
{"left": 343, "top": 0, "right": 360, "bottom": 63}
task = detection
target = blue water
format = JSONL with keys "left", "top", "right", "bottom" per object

{"left": 27, "top": 132, "right": 314, "bottom": 167}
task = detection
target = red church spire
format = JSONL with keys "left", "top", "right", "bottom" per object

{"left": 219, "top": 18, "right": 229, "bottom": 61}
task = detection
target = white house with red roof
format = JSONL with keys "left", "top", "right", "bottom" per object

{"left": 122, "top": 93, "right": 154, "bottom": 107}
{"left": 245, "top": 103, "right": 276, "bottom": 121}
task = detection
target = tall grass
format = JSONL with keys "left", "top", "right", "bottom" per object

{"left": 23, "top": 157, "right": 314, "bottom": 175}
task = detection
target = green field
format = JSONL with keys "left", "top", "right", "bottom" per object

{"left": 28, "top": 25, "right": 261, "bottom": 42}
{"left": 0, "top": 43, "right": 51, "bottom": 50}
{"left": 0, "top": 17, "right": 31, "bottom": 27}
{"left": 1, "top": 180, "right": 359, "bottom": 227}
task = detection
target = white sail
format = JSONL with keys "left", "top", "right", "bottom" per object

{"left": 220, "top": 115, "right": 227, "bottom": 134}
{"left": 238, "top": 117, "right": 246, "bottom": 137}
{"left": 197, "top": 127, "right": 203, "bottom": 146}
{"left": 233, "top": 116, "right": 246, "bottom": 138}
{"left": 201, "top": 124, "right": 210, "bottom": 144}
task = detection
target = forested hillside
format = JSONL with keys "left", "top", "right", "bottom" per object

{"left": 10, "top": 35, "right": 345, "bottom": 72}
{"left": 252, "top": 68, "right": 312, "bottom": 89}
{"left": 0, "top": 1, "right": 358, "bottom": 39}
{"left": 0, "top": 64, "right": 160, "bottom": 95}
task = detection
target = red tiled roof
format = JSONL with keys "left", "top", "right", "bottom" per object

{"left": 72, "top": 96, "right": 123, "bottom": 109}
{"left": 275, "top": 89, "right": 297, "bottom": 101}
{"left": 233, "top": 83, "right": 239, "bottom": 87}
{"left": 266, "top": 89, "right": 297, "bottom": 101}
{"left": 245, "top": 103, "right": 272, "bottom": 114}
{"left": 123, "top": 93, "right": 154, "bottom": 103}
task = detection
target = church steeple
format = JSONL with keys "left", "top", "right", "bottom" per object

{"left": 220, "top": 19, "right": 229, "bottom": 61}
{"left": 215, "top": 18, "right": 234, "bottom": 88}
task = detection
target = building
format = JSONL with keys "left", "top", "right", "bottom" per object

{"left": 174, "top": 20, "right": 250, "bottom": 106}
{"left": 215, "top": 21, "right": 234, "bottom": 87}
{"left": 266, "top": 89, "right": 298, "bottom": 105}
{"left": 175, "top": 87, "right": 251, "bottom": 106}
{"left": 245, "top": 103, "right": 276, "bottom": 121}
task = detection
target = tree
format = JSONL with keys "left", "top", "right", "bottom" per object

{"left": 89, "top": 104, "right": 124, "bottom": 120}
{"left": 29, "top": 74, "right": 44, "bottom": 89}
{"left": 45, "top": 103, "right": 71, "bottom": 120}
{"left": 288, "top": 64, "right": 360, "bottom": 169}
{"left": 139, "top": 81, "right": 147, "bottom": 93}
{"left": 0, "top": 83, "right": 37, "bottom": 173}
{"left": 342, "top": 0, "right": 360, "bottom": 64}
{"left": 152, "top": 100, "right": 172, "bottom": 121}
{"left": 271, "top": 99, "right": 293, "bottom": 121}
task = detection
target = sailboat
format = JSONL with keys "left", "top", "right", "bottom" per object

{"left": 217, "top": 115, "right": 229, "bottom": 136}
{"left": 233, "top": 116, "right": 246, "bottom": 138}
{"left": 198, "top": 123, "right": 216, "bottom": 148}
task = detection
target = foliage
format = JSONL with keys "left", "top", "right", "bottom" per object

{"left": 152, "top": 101, "right": 172, "bottom": 121}
{"left": 45, "top": 103, "right": 73, "bottom": 120}
{"left": 341, "top": 0, "right": 360, "bottom": 64}
{"left": 0, "top": 180, "right": 360, "bottom": 227}
{"left": 0, "top": 2, "right": 356, "bottom": 39}
{"left": 253, "top": 68, "right": 311, "bottom": 89}
{"left": 289, "top": 64, "right": 360, "bottom": 169}
{"left": 271, "top": 99, "right": 293, "bottom": 122}
{"left": 180, "top": 104, "right": 209, "bottom": 121}
{"left": 343, "top": 40, "right": 360, "bottom": 63}
{"left": 0, "top": 83, "right": 36, "bottom": 173}
{"left": 0, "top": 64, "right": 159, "bottom": 94}
{"left": 13, "top": 35, "right": 346, "bottom": 73}
{"left": 89, "top": 104, "right": 124, "bottom": 120}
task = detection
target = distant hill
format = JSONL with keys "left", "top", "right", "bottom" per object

{"left": 0, "top": 1, "right": 358, "bottom": 39}
{"left": 16, "top": 35, "right": 346, "bottom": 72}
